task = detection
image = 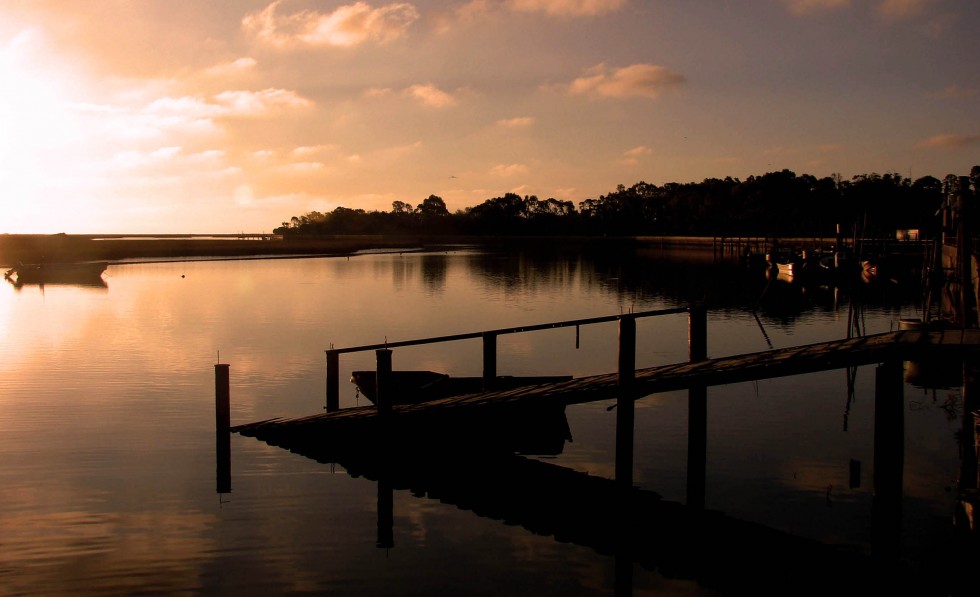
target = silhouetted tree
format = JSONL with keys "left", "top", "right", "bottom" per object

{"left": 417, "top": 195, "right": 449, "bottom": 216}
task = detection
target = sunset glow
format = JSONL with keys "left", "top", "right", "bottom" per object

{"left": 0, "top": 0, "right": 977, "bottom": 234}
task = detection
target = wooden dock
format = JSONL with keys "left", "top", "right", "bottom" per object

{"left": 232, "top": 328, "right": 980, "bottom": 442}
{"left": 225, "top": 323, "right": 980, "bottom": 590}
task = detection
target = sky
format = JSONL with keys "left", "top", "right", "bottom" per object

{"left": 0, "top": 0, "right": 977, "bottom": 234}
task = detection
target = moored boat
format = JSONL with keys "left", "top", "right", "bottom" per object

{"left": 351, "top": 370, "right": 573, "bottom": 405}
{"left": 4, "top": 261, "right": 108, "bottom": 286}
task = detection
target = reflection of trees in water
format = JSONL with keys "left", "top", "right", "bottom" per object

{"left": 387, "top": 253, "right": 449, "bottom": 293}
{"left": 463, "top": 247, "right": 584, "bottom": 293}
{"left": 420, "top": 254, "right": 448, "bottom": 291}
{"left": 460, "top": 241, "right": 924, "bottom": 327}
{"left": 389, "top": 256, "right": 414, "bottom": 291}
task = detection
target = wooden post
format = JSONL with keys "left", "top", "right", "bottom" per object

{"left": 376, "top": 349, "right": 393, "bottom": 415}
{"left": 214, "top": 364, "right": 231, "bottom": 494}
{"left": 482, "top": 332, "right": 497, "bottom": 391}
{"left": 956, "top": 176, "right": 976, "bottom": 328}
{"left": 849, "top": 459, "right": 861, "bottom": 489}
{"left": 689, "top": 303, "right": 707, "bottom": 362}
{"left": 376, "top": 476, "right": 394, "bottom": 549}
{"left": 872, "top": 360, "right": 904, "bottom": 563}
{"left": 215, "top": 364, "right": 230, "bottom": 432}
{"left": 615, "top": 315, "right": 636, "bottom": 489}
{"left": 687, "top": 303, "right": 708, "bottom": 509}
{"left": 325, "top": 350, "right": 339, "bottom": 413}
{"left": 961, "top": 363, "right": 979, "bottom": 492}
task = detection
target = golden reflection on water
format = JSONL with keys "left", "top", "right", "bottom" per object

{"left": 0, "top": 250, "right": 970, "bottom": 594}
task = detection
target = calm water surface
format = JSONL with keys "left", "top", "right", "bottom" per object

{"left": 0, "top": 245, "right": 973, "bottom": 595}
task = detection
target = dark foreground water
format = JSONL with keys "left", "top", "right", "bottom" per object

{"left": 0, "top": 243, "right": 976, "bottom": 595}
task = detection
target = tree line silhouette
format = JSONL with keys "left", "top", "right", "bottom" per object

{"left": 275, "top": 168, "right": 980, "bottom": 239}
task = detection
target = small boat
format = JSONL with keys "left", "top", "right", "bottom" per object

{"left": 765, "top": 248, "right": 802, "bottom": 277}
{"left": 351, "top": 370, "right": 573, "bottom": 405}
{"left": 775, "top": 261, "right": 795, "bottom": 276}
{"left": 4, "top": 261, "right": 108, "bottom": 286}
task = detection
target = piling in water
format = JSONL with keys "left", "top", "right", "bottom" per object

{"left": 687, "top": 303, "right": 708, "bottom": 510}
{"left": 615, "top": 315, "right": 636, "bottom": 489}
{"left": 215, "top": 363, "right": 231, "bottom": 494}
{"left": 376, "top": 349, "right": 393, "bottom": 415}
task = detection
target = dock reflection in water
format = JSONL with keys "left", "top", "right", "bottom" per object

{"left": 232, "top": 400, "right": 936, "bottom": 595}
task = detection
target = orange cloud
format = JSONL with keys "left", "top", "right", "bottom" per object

{"left": 507, "top": 0, "right": 628, "bottom": 17}
{"left": 490, "top": 163, "right": 529, "bottom": 176}
{"left": 496, "top": 116, "right": 535, "bottom": 128}
{"left": 243, "top": 1, "right": 419, "bottom": 48}
{"left": 916, "top": 134, "right": 980, "bottom": 149}
{"left": 405, "top": 84, "right": 457, "bottom": 108}
{"left": 441, "top": 0, "right": 625, "bottom": 30}
{"left": 932, "top": 84, "right": 977, "bottom": 99}
{"left": 569, "top": 64, "right": 685, "bottom": 99}
{"left": 205, "top": 57, "right": 257, "bottom": 78}
{"left": 624, "top": 146, "right": 652, "bottom": 156}
{"left": 214, "top": 88, "right": 312, "bottom": 116}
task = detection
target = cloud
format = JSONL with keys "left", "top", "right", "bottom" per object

{"left": 448, "top": 1, "right": 497, "bottom": 26}
{"left": 623, "top": 146, "right": 652, "bottom": 156}
{"left": 620, "top": 146, "right": 652, "bottom": 166}
{"left": 279, "top": 161, "right": 325, "bottom": 173}
{"left": 496, "top": 116, "right": 535, "bottom": 128}
{"left": 107, "top": 147, "right": 229, "bottom": 174}
{"left": 780, "top": 0, "right": 850, "bottom": 15}
{"left": 146, "top": 89, "right": 311, "bottom": 119}
{"left": 212, "top": 88, "right": 313, "bottom": 116}
{"left": 100, "top": 98, "right": 220, "bottom": 142}
{"left": 364, "top": 87, "right": 393, "bottom": 99}
{"left": 291, "top": 145, "right": 340, "bottom": 157}
{"left": 932, "top": 84, "right": 977, "bottom": 99}
{"left": 205, "top": 57, "right": 257, "bottom": 78}
{"left": 405, "top": 84, "right": 457, "bottom": 108}
{"left": 378, "top": 140, "right": 423, "bottom": 156}
{"left": 438, "top": 0, "right": 624, "bottom": 31}
{"left": 364, "top": 84, "right": 457, "bottom": 107}
{"left": 876, "top": 0, "right": 931, "bottom": 19}
{"left": 507, "top": 0, "right": 628, "bottom": 17}
{"left": 490, "top": 163, "right": 529, "bottom": 176}
{"left": 243, "top": 1, "right": 419, "bottom": 48}
{"left": 568, "top": 63, "right": 685, "bottom": 99}
{"left": 916, "top": 134, "right": 980, "bottom": 149}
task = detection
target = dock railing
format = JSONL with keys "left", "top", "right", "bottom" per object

{"left": 325, "top": 304, "right": 700, "bottom": 412}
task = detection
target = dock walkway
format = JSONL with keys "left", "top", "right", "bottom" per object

{"left": 232, "top": 328, "right": 980, "bottom": 439}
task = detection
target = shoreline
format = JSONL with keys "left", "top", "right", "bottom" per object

{"left": 0, "top": 234, "right": 437, "bottom": 267}
{"left": 0, "top": 233, "right": 919, "bottom": 267}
